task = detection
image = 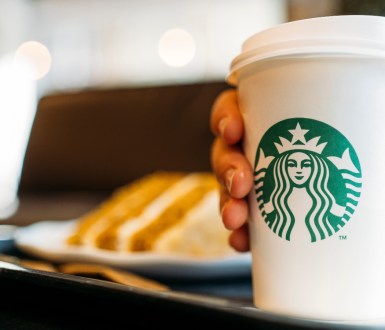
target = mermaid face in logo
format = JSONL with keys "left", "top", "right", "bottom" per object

{"left": 287, "top": 152, "right": 312, "bottom": 187}
{"left": 254, "top": 119, "right": 362, "bottom": 243}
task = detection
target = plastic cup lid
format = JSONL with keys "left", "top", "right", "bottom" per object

{"left": 228, "top": 15, "right": 385, "bottom": 85}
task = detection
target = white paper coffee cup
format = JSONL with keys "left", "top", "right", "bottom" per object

{"left": 228, "top": 15, "right": 385, "bottom": 321}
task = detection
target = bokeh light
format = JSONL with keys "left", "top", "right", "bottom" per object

{"left": 158, "top": 28, "right": 196, "bottom": 67}
{"left": 14, "top": 41, "right": 52, "bottom": 80}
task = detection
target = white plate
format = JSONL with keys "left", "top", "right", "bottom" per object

{"left": 14, "top": 220, "right": 252, "bottom": 279}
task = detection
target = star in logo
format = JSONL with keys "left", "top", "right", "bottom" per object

{"left": 289, "top": 123, "right": 309, "bottom": 145}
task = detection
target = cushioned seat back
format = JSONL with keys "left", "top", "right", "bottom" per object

{"left": 19, "top": 81, "right": 229, "bottom": 192}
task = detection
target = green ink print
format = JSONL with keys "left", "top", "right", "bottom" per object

{"left": 254, "top": 118, "right": 362, "bottom": 243}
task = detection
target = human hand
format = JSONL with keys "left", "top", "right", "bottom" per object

{"left": 210, "top": 89, "right": 253, "bottom": 252}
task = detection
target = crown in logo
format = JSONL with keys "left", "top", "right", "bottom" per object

{"left": 274, "top": 122, "right": 327, "bottom": 155}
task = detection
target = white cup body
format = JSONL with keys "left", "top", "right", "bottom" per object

{"left": 237, "top": 55, "right": 385, "bottom": 321}
{"left": 239, "top": 58, "right": 385, "bottom": 319}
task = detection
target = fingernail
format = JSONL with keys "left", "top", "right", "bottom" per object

{"left": 218, "top": 118, "right": 227, "bottom": 137}
{"left": 225, "top": 169, "right": 235, "bottom": 194}
{"left": 220, "top": 203, "right": 226, "bottom": 218}
{"left": 220, "top": 201, "right": 229, "bottom": 224}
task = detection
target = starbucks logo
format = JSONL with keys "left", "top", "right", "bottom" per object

{"left": 254, "top": 118, "right": 362, "bottom": 243}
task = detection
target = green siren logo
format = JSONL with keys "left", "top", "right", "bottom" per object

{"left": 254, "top": 118, "right": 362, "bottom": 243}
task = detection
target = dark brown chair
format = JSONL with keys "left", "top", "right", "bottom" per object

{"left": 9, "top": 81, "right": 230, "bottom": 225}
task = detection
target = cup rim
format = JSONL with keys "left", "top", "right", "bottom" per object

{"left": 228, "top": 15, "right": 385, "bottom": 85}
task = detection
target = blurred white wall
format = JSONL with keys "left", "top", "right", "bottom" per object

{"left": 0, "top": 0, "right": 38, "bottom": 218}
{"left": 0, "top": 0, "right": 35, "bottom": 54}
{"left": 1, "top": 0, "right": 288, "bottom": 94}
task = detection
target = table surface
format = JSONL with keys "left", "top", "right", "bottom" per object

{"left": 0, "top": 193, "right": 382, "bottom": 330}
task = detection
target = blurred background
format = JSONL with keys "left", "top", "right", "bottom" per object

{"left": 0, "top": 0, "right": 383, "bottom": 223}
{"left": 1, "top": 0, "right": 288, "bottom": 96}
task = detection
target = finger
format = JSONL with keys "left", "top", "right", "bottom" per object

{"left": 211, "top": 138, "right": 253, "bottom": 199}
{"left": 210, "top": 89, "right": 244, "bottom": 145}
{"left": 229, "top": 224, "right": 250, "bottom": 252}
{"left": 221, "top": 196, "right": 249, "bottom": 231}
